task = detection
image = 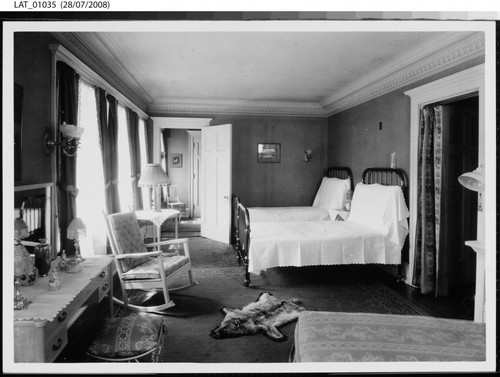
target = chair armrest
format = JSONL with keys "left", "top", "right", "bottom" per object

{"left": 114, "top": 250, "right": 163, "bottom": 259}
{"left": 145, "top": 238, "right": 189, "bottom": 247}
{"left": 144, "top": 238, "right": 191, "bottom": 259}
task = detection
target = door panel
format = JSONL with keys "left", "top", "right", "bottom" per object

{"left": 201, "top": 124, "right": 232, "bottom": 243}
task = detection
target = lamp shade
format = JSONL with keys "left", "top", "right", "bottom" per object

{"left": 60, "top": 122, "right": 85, "bottom": 139}
{"left": 67, "top": 217, "right": 87, "bottom": 240}
{"left": 458, "top": 166, "right": 484, "bottom": 192}
{"left": 138, "top": 163, "right": 170, "bottom": 187}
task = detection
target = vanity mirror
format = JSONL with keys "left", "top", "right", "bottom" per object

{"left": 14, "top": 183, "right": 56, "bottom": 257}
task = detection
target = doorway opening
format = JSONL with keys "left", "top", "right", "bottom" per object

{"left": 435, "top": 94, "right": 479, "bottom": 316}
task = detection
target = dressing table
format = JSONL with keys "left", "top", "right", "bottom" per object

{"left": 14, "top": 256, "right": 114, "bottom": 363}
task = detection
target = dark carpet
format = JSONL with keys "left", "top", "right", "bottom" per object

{"left": 57, "top": 232, "right": 430, "bottom": 364}
{"left": 112, "top": 236, "right": 427, "bottom": 364}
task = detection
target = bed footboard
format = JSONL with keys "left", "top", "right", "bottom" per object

{"left": 230, "top": 194, "right": 241, "bottom": 258}
{"left": 362, "top": 167, "right": 409, "bottom": 283}
{"left": 237, "top": 202, "right": 251, "bottom": 286}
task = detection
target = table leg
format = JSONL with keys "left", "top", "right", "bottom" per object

{"left": 175, "top": 214, "right": 179, "bottom": 239}
{"left": 109, "top": 265, "right": 114, "bottom": 317}
{"left": 156, "top": 224, "right": 161, "bottom": 250}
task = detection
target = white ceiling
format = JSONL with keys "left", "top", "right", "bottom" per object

{"left": 56, "top": 23, "right": 484, "bottom": 116}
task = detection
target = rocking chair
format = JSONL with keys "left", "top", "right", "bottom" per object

{"left": 103, "top": 211, "right": 198, "bottom": 313}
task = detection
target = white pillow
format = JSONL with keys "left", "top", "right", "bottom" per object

{"left": 312, "top": 177, "right": 351, "bottom": 210}
{"left": 347, "top": 182, "right": 410, "bottom": 247}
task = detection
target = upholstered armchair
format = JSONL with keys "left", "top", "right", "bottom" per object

{"left": 103, "top": 211, "right": 197, "bottom": 312}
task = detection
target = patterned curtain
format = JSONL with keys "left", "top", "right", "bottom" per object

{"left": 127, "top": 108, "right": 143, "bottom": 210}
{"left": 95, "top": 88, "right": 120, "bottom": 214}
{"left": 412, "top": 104, "right": 448, "bottom": 296}
{"left": 56, "top": 61, "right": 79, "bottom": 256}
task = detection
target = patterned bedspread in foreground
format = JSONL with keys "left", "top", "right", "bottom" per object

{"left": 293, "top": 311, "right": 485, "bottom": 362}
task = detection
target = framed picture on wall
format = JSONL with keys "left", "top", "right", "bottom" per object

{"left": 170, "top": 153, "right": 183, "bottom": 168}
{"left": 257, "top": 143, "right": 281, "bottom": 163}
{"left": 14, "top": 83, "right": 23, "bottom": 181}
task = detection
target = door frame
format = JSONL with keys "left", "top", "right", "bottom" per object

{"left": 404, "top": 64, "right": 485, "bottom": 286}
{"left": 187, "top": 130, "right": 201, "bottom": 218}
{"left": 151, "top": 117, "right": 212, "bottom": 216}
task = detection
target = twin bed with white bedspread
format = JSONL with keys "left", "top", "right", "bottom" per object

{"left": 232, "top": 168, "right": 409, "bottom": 287}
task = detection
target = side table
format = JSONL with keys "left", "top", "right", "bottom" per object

{"left": 135, "top": 209, "right": 181, "bottom": 246}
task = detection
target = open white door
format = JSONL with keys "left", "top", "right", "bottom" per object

{"left": 200, "top": 124, "right": 232, "bottom": 243}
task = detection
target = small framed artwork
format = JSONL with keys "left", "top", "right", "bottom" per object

{"left": 257, "top": 143, "right": 281, "bottom": 163}
{"left": 170, "top": 153, "right": 183, "bottom": 168}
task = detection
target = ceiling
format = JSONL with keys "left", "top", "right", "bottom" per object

{"left": 54, "top": 24, "right": 484, "bottom": 117}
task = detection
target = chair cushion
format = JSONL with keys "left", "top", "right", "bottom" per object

{"left": 107, "top": 212, "right": 151, "bottom": 273}
{"left": 122, "top": 254, "right": 190, "bottom": 280}
{"left": 87, "top": 315, "right": 166, "bottom": 359}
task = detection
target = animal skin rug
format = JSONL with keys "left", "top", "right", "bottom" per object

{"left": 210, "top": 292, "right": 306, "bottom": 342}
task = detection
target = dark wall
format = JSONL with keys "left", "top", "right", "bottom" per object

{"left": 215, "top": 114, "right": 328, "bottom": 207}
{"left": 152, "top": 112, "right": 328, "bottom": 207}
{"left": 14, "top": 32, "right": 58, "bottom": 186}
{"left": 328, "top": 90, "right": 410, "bottom": 185}
{"left": 326, "top": 58, "right": 484, "bottom": 187}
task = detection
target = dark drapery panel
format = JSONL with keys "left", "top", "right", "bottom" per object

{"left": 127, "top": 108, "right": 143, "bottom": 210}
{"left": 145, "top": 118, "right": 154, "bottom": 164}
{"left": 95, "top": 88, "right": 120, "bottom": 214}
{"left": 413, "top": 104, "right": 448, "bottom": 296}
{"left": 56, "top": 61, "right": 79, "bottom": 256}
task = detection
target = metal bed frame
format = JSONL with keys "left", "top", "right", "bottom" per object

{"left": 234, "top": 167, "right": 408, "bottom": 287}
{"left": 231, "top": 166, "right": 354, "bottom": 286}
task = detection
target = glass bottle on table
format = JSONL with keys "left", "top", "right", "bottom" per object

{"left": 34, "top": 238, "right": 51, "bottom": 277}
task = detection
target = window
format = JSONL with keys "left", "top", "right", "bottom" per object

{"left": 117, "top": 104, "right": 133, "bottom": 212}
{"left": 138, "top": 117, "right": 150, "bottom": 209}
{"left": 76, "top": 80, "right": 107, "bottom": 256}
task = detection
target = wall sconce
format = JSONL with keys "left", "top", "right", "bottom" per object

{"left": 458, "top": 165, "right": 484, "bottom": 211}
{"left": 304, "top": 150, "right": 312, "bottom": 162}
{"left": 43, "top": 122, "right": 84, "bottom": 157}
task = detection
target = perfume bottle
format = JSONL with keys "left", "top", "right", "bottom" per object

{"left": 58, "top": 250, "right": 68, "bottom": 271}
{"left": 48, "top": 262, "right": 61, "bottom": 291}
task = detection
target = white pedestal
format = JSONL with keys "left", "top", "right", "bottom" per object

{"left": 465, "top": 240, "right": 485, "bottom": 323}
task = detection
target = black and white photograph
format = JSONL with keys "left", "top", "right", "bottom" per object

{"left": 2, "top": 6, "right": 498, "bottom": 376}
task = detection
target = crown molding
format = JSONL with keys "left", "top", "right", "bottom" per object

{"left": 54, "top": 31, "right": 484, "bottom": 118}
{"left": 151, "top": 116, "right": 213, "bottom": 129}
{"left": 322, "top": 32, "right": 485, "bottom": 115}
{"left": 149, "top": 98, "right": 327, "bottom": 117}
{"left": 51, "top": 32, "right": 149, "bottom": 112}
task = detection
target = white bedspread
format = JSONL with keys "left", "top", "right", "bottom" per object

{"left": 247, "top": 183, "right": 410, "bottom": 275}
{"left": 248, "top": 207, "right": 330, "bottom": 222}
{"left": 248, "top": 221, "right": 403, "bottom": 274}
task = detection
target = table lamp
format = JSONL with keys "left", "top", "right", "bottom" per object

{"left": 458, "top": 166, "right": 484, "bottom": 192}
{"left": 138, "top": 163, "right": 170, "bottom": 211}
{"left": 67, "top": 217, "right": 86, "bottom": 257}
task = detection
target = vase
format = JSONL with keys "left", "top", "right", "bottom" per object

{"left": 14, "top": 243, "right": 38, "bottom": 286}
{"left": 34, "top": 238, "right": 52, "bottom": 277}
